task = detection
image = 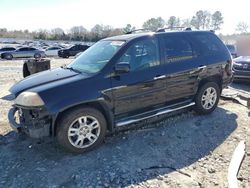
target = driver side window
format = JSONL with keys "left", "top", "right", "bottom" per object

{"left": 118, "top": 38, "right": 160, "bottom": 72}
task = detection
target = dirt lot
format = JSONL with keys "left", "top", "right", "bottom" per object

{"left": 0, "top": 58, "right": 249, "bottom": 188}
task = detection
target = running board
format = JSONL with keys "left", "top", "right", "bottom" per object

{"left": 116, "top": 102, "right": 195, "bottom": 127}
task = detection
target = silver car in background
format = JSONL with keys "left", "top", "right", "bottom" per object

{"left": 44, "top": 46, "right": 62, "bottom": 57}
{"left": 1, "top": 47, "right": 45, "bottom": 60}
{"left": 0, "top": 47, "right": 16, "bottom": 54}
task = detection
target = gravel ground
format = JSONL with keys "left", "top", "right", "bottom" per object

{"left": 0, "top": 58, "right": 249, "bottom": 188}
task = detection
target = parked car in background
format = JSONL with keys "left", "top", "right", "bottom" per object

{"left": 58, "top": 44, "right": 89, "bottom": 58}
{"left": 233, "top": 56, "right": 250, "bottom": 80}
{"left": 226, "top": 44, "right": 237, "bottom": 58}
{"left": 8, "top": 30, "right": 233, "bottom": 153}
{"left": 0, "top": 47, "right": 16, "bottom": 57}
{"left": 1, "top": 47, "right": 45, "bottom": 60}
{"left": 45, "top": 47, "right": 62, "bottom": 57}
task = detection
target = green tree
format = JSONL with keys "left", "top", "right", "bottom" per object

{"left": 236, "top": 22, "right": 249, "bottom": 34}
{"left": 211, "top": 11, "right": 224, "bottom": 31}
{"left": 191, "top": 10, "right": 211, "bottom": 30}
{"left": 34, "top": 29, "right": 48, "bottom": 40}
{"left": 51, "top": 28, "right": 65, "bottom": 40}
{"left": 142, "top": 17, "right": 165, "bottom": 31}
{"left": 123, "top": 24, "right": 136, "bottom": 33}
{"left": 181, "top": 19, "right": 191, "bottom": 28}
{"left": 167, "top": 16, "right": 180, "bottom": 29}
{"left": 90, "top": 24, "right": 104, "bottom": 41}
{"left": 70, "top": 26, "right": 87, "bottom": 41}
{"left": 0, "top": 28, "right": 7, "bottom": 37}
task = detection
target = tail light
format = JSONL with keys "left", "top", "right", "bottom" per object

{"left": 225, "top": 59, "right": 233, "bottom": 76}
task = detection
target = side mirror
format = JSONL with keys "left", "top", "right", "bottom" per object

{"left": 115, "top": 62, "right": 130, "bottom": 74}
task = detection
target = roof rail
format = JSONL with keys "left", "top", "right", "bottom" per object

{"left": 125, "top": 29, "right": 151, "bottom": 34}
{"left": 157, "top": 27, "right": 192, "bottom": 32}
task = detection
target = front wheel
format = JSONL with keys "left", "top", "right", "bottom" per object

{"left": 194, "top": 82, "right": 220, "bottom": 114}
{"left": 56, "top": 107, "right": 107, "bottom": 153}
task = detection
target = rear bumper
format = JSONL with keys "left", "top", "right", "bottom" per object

{"left": 8, "top": 106, "right": 52, "bottom": 138}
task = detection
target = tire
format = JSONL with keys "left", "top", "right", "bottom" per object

{"left": 56, "top": 107, "right": 107, "bottom": 153}
{"left": 34, "top": 53, "right": 41, "bottom": 59}
{"left": 4, "top": 54, "right": 13, "bottom": 60}
{"left": 194, "top": 82, "right": 220, "bottom": 114}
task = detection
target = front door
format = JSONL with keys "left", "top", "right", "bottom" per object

{"left": 111, "top": 37, "right": 167, "bottom": 119}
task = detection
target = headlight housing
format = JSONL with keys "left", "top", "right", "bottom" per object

{"left": 15, "top": 92, "right": 45, "bottom": 107}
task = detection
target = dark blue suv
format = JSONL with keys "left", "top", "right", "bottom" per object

{"left": 8, "top": 30, "right": 233, "bottom": 153}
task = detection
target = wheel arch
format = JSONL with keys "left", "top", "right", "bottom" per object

{"left": 198, "top": 75, "right": 223, "bottom": 93}
{"left": 52, "top": 101, "right": 114, "bottom": 136}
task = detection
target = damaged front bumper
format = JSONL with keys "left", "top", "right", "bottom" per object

{"left": 8, "top": 106, "right": 52, "bottom": 138}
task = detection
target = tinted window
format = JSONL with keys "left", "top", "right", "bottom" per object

{"left": 79, "top": 45, "right": 88, "bottom": 50}
{"left": 18, "top": 48, "right": 28, "bottom": 51}
{"left": 0, "top": 47, "right": 15, "bottom": 51}
{"left": 118, "top": 38, "right": 160, "bottom": 71}
{"left": 47, "top": 47, "right": 58, "bottom": 50}
{"left": 190, "top": 33, "right": 226, "bottom": 55}
{"left": 71, "top": 45, "right": 79, "bottom": 50}
{"left": 28, "top": 48, "right": 36, "bottom": 51}
{"left": 163, "top": 35, "right": 194, "bottom": 63}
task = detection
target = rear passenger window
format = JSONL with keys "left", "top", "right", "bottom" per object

{"left": 190, "top": 33, "right": 225, "bottom": 55}
{"left": 163, "top": 36, "right": 195, "bottom": 63}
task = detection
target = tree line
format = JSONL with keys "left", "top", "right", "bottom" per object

{"left": 0, "top": 10, "right": 249, "bottom": 42}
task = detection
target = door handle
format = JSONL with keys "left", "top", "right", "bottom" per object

{"left": 189, "top": 65, "right": 207, "bottom": 74}
{"left": 198, "top": 65, "right": 207, "bottom": 70}
{"left": 154, "top": 75, "right": 166, "bottom": 80}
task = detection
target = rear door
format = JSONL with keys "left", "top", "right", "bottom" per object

{"left": 111, "top": 37, "right": 168, "bottom": 118}
{"left": 159, "top": 33, "right": 204, "bottom": 103}
{"left": 27, "top": 48, "right": 37, "bottom": 57}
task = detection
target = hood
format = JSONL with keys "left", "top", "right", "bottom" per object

{"left": 234, "top": 56, "right": 250, "bottom": 63}
{"left": 9, "top": 67, "right": 81, "bottom": 96}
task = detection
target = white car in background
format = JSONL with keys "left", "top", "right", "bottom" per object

{"left": 45, "top": 47, "right": 62, "bottom": 57}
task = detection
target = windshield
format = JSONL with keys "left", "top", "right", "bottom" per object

{"left": 67, "top": 40, "right": 125, "bottom": 74}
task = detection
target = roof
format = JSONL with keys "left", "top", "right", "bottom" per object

{"left": 103, "top": 32, "right": 155, "bottom": 41}
{"left": 103, "top": 30, "right": 213, "bottom": 42}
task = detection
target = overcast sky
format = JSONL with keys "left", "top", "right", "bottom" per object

{"left": 1, "top": 0, "right": 250, "bottom": 34}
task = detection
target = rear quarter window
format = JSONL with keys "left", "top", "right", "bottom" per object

{"left": 190, "top": 33, "right": 226, "bottom": 55}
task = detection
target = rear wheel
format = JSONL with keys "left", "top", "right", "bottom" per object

{"left": 56, "top": 107, "right": 107, "bottom": 153}
{"left": 4, "top": 54, "right": 13, "bottom": 60}
{"left": 194, "top": 82, "right": 220, "bottom": 114}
